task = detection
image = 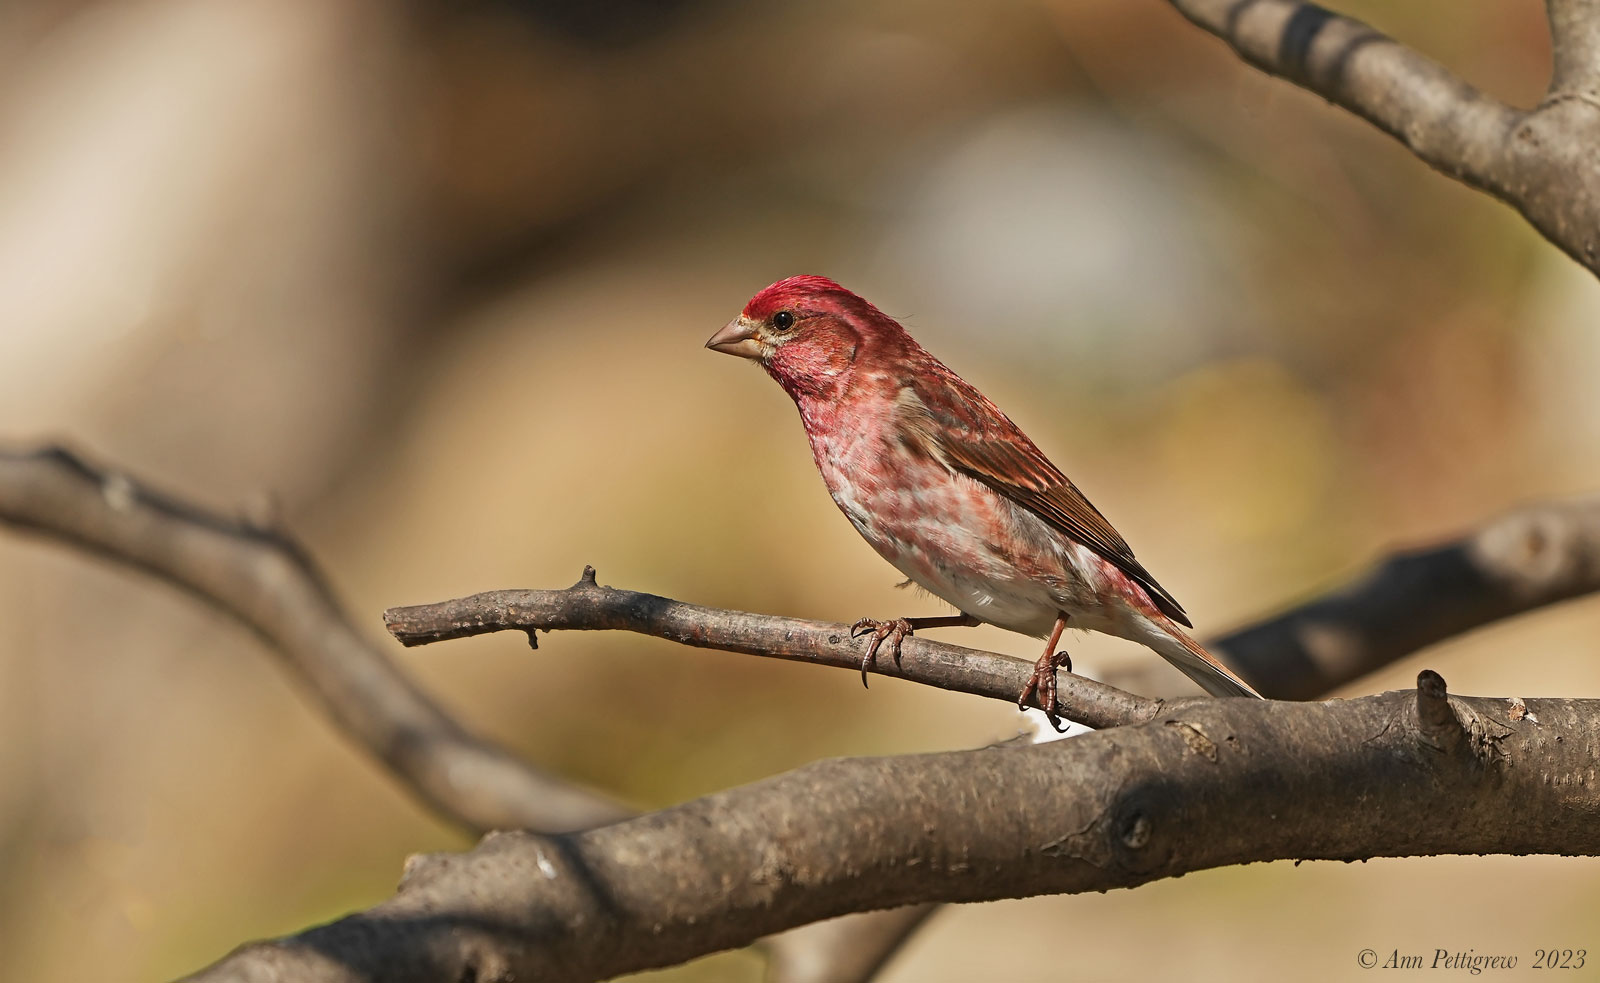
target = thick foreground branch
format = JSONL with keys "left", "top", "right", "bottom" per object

{"left": 1168, "top": 0, "right": 1600, "bottom": 276}
{"left": 186, "top": 674, "right": 1600, "bottom": 983}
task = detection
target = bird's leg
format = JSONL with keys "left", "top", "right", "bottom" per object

{"left": 1017, "top": 613, "right": 1073, "bottom": 732}
{"left": 903, "top": 614, "right": 983, "bottom": 630}
{"left": 850, "top": 613, "right": 980, "bottom": 686}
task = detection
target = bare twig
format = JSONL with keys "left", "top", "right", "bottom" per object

{"left": 761, "top": 906, "right": 939, "bottom": 983}
{"left": 1212, "top": 495, "right": 1600, "bottom": 699}
{"left": 1166, "top": 0, "right": 1600, "bottom": 275}
{"left": 383, "top": 570, "right": 1163, "bottom": 731}
{"left": 183, "top": 673, "right": 1600, "bottom": 983}
{"left": 0, "top": 445, "right": 628, "bottom": 833}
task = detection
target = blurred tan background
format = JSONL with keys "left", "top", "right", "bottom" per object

{"left": 2, "top": 1, "right": 1597, "bottom": 980}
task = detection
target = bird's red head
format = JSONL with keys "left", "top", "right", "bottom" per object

{"left": 740, "top": 275, "right": 861, "bottom": 321}
{"left": 706, "top": 275, "right": 912, "bottom": 400}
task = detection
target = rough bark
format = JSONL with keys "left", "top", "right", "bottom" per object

{"left": 386, "top": 489, "right": 1600, "bottom": 713}
{"left": 184, "top": 675, "right": 1600, "bottom": 983}
{"left": 384, "top": 568, "right": 1162, "bottom": 732}
{"left": 1167, "top": 0, "right": 1600, "bottom": 276}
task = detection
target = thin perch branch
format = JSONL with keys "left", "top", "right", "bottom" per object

{"left": 383, "top": 569, "right": 1163, "bottom": 731}
{"left": 388, "top": 492, "right": 1600, "bottom": 712}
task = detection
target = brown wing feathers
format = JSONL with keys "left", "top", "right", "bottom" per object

{"left": 900, "top": 376, "right": 1193, "bottom": 627}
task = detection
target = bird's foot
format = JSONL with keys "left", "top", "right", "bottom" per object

{"left": 1017, "top": 649, "right": 1074, "bottom": 732}
{"left": 850, "top": 617, "right": 915, "bottom": 687}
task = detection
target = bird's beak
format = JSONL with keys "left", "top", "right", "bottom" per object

{"left": 705, "top": 316, "right": 763, "bottom": 360}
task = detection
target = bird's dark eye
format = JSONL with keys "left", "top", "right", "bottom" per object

{"left": 771, "top": 310, "right": 795, "bottom": 331}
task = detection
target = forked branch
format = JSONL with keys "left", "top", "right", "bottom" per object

{"left": 1167, "top": 0, "right": 1600, "bottom": 275}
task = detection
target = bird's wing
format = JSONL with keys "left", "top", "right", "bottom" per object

{"left": 898, "top": 373, "right": 1192, "bottom": 627}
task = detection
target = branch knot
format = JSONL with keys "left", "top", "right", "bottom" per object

{"left": 1415, "top": 669, "right": 1467, "bottom": 755}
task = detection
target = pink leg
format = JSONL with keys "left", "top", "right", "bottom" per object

{"left": 1017, "top": 613, "right": 1074, "bottom": 731}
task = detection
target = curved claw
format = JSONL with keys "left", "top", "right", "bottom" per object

{"left": 1018, "top": 651, "right": 1073, "bottom": 732}
{"left": 850, "top": 617, "right": 914, "bottom": 687}
{"left": 860, "top": 636, "right": 882, "bottom": 688}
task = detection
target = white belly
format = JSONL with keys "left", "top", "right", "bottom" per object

{"left": 895, "top": 554, "right": 1061, "bottom": 637}
{"left": 802, "top": 395, "right": 1120, "bottom": 640}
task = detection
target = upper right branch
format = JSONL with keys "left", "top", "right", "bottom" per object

{"left": 1214, "top": 495, "right": 1600, "bottom": 699}
{"left": 1167, "top": 0, "right": 1600, "bottom": 276}
{"left": 1548, "top": 0, "right": 1600, "bottom": 97}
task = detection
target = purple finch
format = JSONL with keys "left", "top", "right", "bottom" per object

{"left": 707, "top": 275, "right": 1262, "bottom": 724}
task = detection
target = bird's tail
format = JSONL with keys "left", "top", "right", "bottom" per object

{"left": 1143, "top": 619, "right": 1263, "bottom": 699}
